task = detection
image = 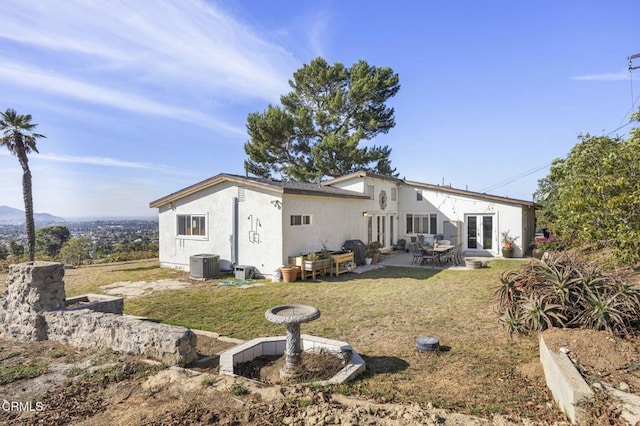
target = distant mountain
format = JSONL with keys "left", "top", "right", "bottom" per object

{"left": 0, "top": 205, "right": 65, "bottom": 224}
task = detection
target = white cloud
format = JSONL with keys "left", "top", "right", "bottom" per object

{"left": 0, "top": 0, "right": 298, "bottom": 101}
{"left": 0, "top": 0, "right": 302, "bottom": 139}
{"left": 1, "top": 150, "right": 165, "bottom": 170}
{"left": 307, "top": 11, "right": 330, "bottom": 58}
{"left": 571, "top": 70, "right": 631, "bottom": 81}
{"left": 38, "top": 153, "right": 162, "bottom": 170}
{"left": 0, "top": 62, "right": 245, "bottom": 136}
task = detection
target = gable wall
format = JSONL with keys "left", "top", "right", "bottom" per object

{"left": 157, "top": 182, "right": 283, "bottom": 274}
{"left": 327, "top": 176, "right": 400, "bottom": 247}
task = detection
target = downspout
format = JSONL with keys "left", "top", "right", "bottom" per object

{"left": 231, "top": 197, "right": 239, "bottom": 265}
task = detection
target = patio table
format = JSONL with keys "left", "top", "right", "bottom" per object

{"left": 421, "top": 245, "right": 454, "bottom": 265}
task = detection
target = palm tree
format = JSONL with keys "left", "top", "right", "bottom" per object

{"left": 0, "top": 108, "right": 46, "bottom": 261}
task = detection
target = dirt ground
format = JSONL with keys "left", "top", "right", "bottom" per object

{"left": 1, "top": 272, "right": 636, "bottom": 424}
{"left": 0, "top": 336, "right": 521, "bottom": 426}
{"left": 541, "top": 328, "right": 640, "bottom": 393}
{"left": 234, "top": 351, "right": 344, "bottom": 385}
{"left": 3, "top": 326, "right": 633, "bottom": 425}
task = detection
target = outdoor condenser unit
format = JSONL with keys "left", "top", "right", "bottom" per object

{"left": 189, "top": 254, "right": 220, "bottom": 280}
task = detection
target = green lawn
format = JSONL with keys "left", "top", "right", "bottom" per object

{"left": 114, "top": 260, "right": 561, "bottom": 422}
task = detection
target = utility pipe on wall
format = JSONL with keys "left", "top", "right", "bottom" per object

{"left": 231, "top": 197, "right": 239, "bottom": 265}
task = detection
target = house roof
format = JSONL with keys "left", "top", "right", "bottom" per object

{"left": 149, "top": 173, "right": 369, "bottom": 208}
{"left": 323, "top": 170, "right": 535, "bottom": 207}
{"left": 404, "top": 180, "right": 535, "bottom": 207}
{"left": 322, "top": 170, "right": 403, "bottom": 186}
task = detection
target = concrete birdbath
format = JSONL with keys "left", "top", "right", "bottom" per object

{"left": 265, "top": 304, "right": 321, "bottom": 378}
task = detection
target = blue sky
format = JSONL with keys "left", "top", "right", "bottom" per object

{"left": 1, "top": 1, "right": 639, "bottom": 218}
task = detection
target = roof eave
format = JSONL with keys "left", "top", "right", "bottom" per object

{"left": 149, "top": 174, "right": 284, "bottom": 208}
{"left": 322, "top": 170, "right": 403, "bottom": 186}
{"left": 283, "top": 188, "right": 370, "bottom": 199}
{"left": 404, "top": 180, "right": 535, "bottom": 207}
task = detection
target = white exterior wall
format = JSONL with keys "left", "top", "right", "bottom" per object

{"left": 157, "top": 183, "right": 283, "bottom": 274}
{"left": 155, "top": 174, "right": 532, "bottom": 269}
{"left": 398, "top": 184, "right": 527, "bottom": 257}
{"left": 281, "top": 194, "right": 366, "bottom": 259}
{"left": 326, "top": 176, "right": 400, "bottom": 248}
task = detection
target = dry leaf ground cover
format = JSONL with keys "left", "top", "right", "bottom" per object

{"left": 1, "top": 259, "right": 567, "bottom": 423}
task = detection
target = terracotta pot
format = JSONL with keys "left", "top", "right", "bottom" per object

{"left": 281, "top": 267, "right": 299, "bottom": 282}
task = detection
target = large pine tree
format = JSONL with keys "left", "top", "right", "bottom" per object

{"left": 244, "top": 57, "right": 400, "bottom": 181}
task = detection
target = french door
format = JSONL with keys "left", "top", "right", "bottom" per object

{"left": 466, "top": 214, "right": 495, "bottom": 252}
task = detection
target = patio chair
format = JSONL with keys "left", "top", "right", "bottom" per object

{"left": 410, "top": 242, "right": 424, "bottom": 264}
{"left": 421, "top": 245, "right": 438, "bottom": 265}
{"left": 441, "top": 244, "right": 463, "bottom": 265}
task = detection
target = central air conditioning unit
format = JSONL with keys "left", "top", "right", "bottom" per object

{"left": 189, "top": 254, "right": 220, "bottom": 280}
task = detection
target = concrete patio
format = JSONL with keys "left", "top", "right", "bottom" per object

{"left": 376, "top": 250, "right": 474, "bottom": 270}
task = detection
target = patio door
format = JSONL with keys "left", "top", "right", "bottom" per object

{"left": 376, "top": 215, "right": 386, "bottom": 246}
{"left": 465, "top": 214, "right": 495, "bottom": 252}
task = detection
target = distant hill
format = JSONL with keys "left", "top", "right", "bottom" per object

{"left": 0, "top": 205, "right": 65, "bottom": 224}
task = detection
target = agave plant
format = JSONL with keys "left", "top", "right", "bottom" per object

{"left": 574, "top": 282, "right": 640, "bottom": 335}
{"left": 536, "top": 254, "right": 581, "bottom": 303}
{"left": 499, "top": 308, "right": 523, "bottom": 338}
{"left": 520, "top": 293, "right": 567, "bottom": 332}
{"left": 494, "top": 271, "right": 522, "bottom": 310}
{"left": 495, "top": 251, "right": 639, "bottom": 337}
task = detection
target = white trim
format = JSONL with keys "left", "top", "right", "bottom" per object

{"left": 176, "top": 213, "right": 208, "bottom": 240}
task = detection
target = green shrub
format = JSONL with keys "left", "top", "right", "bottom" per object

{"left": 495, "top": 252, "right": 640, "bottom": 337}
{"left": 229, "top": 382, "right": 249, "bottom": 396}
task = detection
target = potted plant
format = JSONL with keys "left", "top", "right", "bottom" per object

{"left": 500, "top": 231, "right": 519, "bottom": 258}
{"left": 366, "top": 241, "right": 383, "bottom": 264}
{"left": 280, "top": 265, "right": 300, "bottom": 282}
{"left": 395, "top": 238, "right": 406, "bottom": 251}
{"left": 534, "top": 235, "right": 562, "bottom": 259}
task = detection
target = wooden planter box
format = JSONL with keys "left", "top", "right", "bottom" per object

{"left": 301, "top": 258, "right": 333, "bottom": 280}
{"left": 288, "top": 256, "right": 306, "bottom": 267}
{"left": 330, "top": 251, "right": 355, "bottom": 276}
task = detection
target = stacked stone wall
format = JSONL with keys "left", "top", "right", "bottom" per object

{"left": 0, "top": 262, "right": 198, "bottom": 366}
{"left": 43, "top": 309, "right": 197, "bottom": 366}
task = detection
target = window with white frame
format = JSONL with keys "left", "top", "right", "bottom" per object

{"left": 290, "top": 214, "right": 312, "bottom": 226}
{"left": 416, "top": 191, "right": 423, "bottom": 201}
{"left": 406, "top": 213, "right": 437, "bottom": 234}
{"left": 177, "top": 214, "right": 206, "bottom": 237}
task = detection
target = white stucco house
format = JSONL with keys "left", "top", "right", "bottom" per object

{"left": 149, "top": 171, "right": 536, "bottom": 275}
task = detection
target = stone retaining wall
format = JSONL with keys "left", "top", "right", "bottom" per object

{"left": 65, "top": 294, "right": 124, "bottom": 314}
{"left": 43, "top": 309, "right": 197, "bottom": 366}
{"left": 0, "top": 261, "right": 198, "bottom": 366}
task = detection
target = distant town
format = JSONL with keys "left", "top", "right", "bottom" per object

{"left": 0, "top": 219, "right": 159, "bottom": 264}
